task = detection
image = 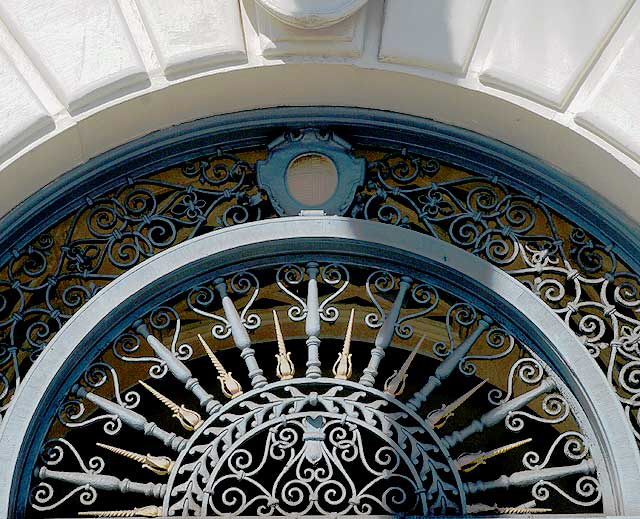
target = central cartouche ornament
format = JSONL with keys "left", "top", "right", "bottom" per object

{"left": 257, "top": 129, "right": 365, "bottom": 216}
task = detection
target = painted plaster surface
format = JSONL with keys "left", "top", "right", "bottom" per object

{"left": 256, "top": 2, "right": 366, "bottom": 57}
{"left": 576, "top": 29, "right": 640, "bottom": 162}
{"left": 480, "top": 0, "right": 631, "bottom": 108}
{"left": 254, "top": 0, "right": 368, "bottom": 29}
{"left": 0, "top": 0, "right": 146, "bottom": 112}
{"left": 379, "top": 0, "right": 488, "bottom": 75}
{"left": 136, "top": 0, "right": 246, "bottom": 77}
{"left": 0, "top": 49, "right": 52, "bottom": 163}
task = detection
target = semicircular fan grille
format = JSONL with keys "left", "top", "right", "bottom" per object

{"left": 29, "top": 260, "right": 602, "bottom": 517}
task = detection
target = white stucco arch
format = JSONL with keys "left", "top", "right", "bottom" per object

{"left": 0, "top": 0, "right": 640, "bottom": 227}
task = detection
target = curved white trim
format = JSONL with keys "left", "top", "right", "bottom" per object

{"left": 1, "top": 217, "right": 639, "bottom": 516}
{"left": 2, "top": 64, "right": 640, "bottom": 227}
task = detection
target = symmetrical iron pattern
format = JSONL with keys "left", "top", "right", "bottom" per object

{"left": 1, "top": 134, "right": 640, "bottom": 454}
{"left": 30, "top": 261, "right": 602, "bottom": 517}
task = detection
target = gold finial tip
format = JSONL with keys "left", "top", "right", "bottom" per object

{"left": 345, "top": 307, "right": 355, "bottom": 331}
{"left": 78, "top": 505, "right": 161, "bottom": 518}
{"left": 503, "top": 437, "right": 533, "bottom": 450}
{"left": 468, "top": 378, "right": 488, "bottom": 393}
{"left": 198, "top": 334, "right": 217, "bottom": 358}
{"left": 274, "top": 309, "right": 294, "bottom": 380}
{"left": 138, "top": 379, "right": 157, "bottom": 394}
{"left": 273, "top": 310, "right": 285, "bottom": 344}
{"left": 333, "top": 308, "right": 355, "bottom": 380}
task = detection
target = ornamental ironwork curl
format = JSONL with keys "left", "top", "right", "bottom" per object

{"left": 173, "top": 383, "right": 462, "bottom": 517}
{"left": 0, "top": 136, "right": 639, "bottom": 459}
{"left": 0, "top": 151, "right": 273, "bottom": 415}
{"left": 27, "top": 260, "right": 603, "bottom": 517}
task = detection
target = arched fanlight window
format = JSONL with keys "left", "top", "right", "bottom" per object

{"left": 1, "top": 109, "right": 640, "bottom": 518}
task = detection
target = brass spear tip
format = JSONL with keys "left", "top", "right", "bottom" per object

{"left": 197, "top": 333, "right": 210, "bottom": 349}
{"left": 407, "top": 334, "right": 427, "bottom": 358}
{"left": 198, "top": 334, "right": 216, "bottom": 358}
{"left": 500, "top": 437, "right": 533, "bottom": 452}
{"left": 95, "top": 442, "right": 129, "bottom": 456}
{"left": 78, "top": 505, "right": 161, "bottom": 518}
{"left": 344, "top": 308, "right": 355, "bottom": 342}
{"left": 138, "top": 379, "right": 160, "bottom": 397}
{"left": 198, "top": 334, "right": 219, "bottom": 361}
{"left": 471, "top": 379, "right": 487, "bottom": 392}
{"left": 273, "top": 310, "right": 285, "bottom": 349}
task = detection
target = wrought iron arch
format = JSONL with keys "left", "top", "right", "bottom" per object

{"left": 1, "top": 218, "right": 638, "bottom": 518}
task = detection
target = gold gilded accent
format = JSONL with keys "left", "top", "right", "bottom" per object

{"left": 333, "top": 308, "right": 355, "bottom": 380}
{"left": 467, "top": 501, "right": 551, "bottom": 514}
{"left": 138, "top": 380, "right": 203, "bottom": 431}
{"left": 498, "top": 507, "right": 552, "bottom": 514}
{"left": 273, "top": 310, "right": 294, "bottom": 380}
{"left": 78, "top": 505, "right": 162, "bottom": 517}
{"left": 95, "top": 443, "right": 174, "bottom": 476}
{"left": 456, "top": 437, "right": 533, "bottom": 472}
{"left": 383, "top": 335, "right": 426, "bottom": 397}
{"left": 198, "top": 334, "right": 243, "bottom": 399}
{"left": 427, "top": 379, "right": 486, "bottom": 429}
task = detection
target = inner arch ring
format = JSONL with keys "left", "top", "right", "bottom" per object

{"left": 1, "top": 217, "right": 639, "bottom": 516}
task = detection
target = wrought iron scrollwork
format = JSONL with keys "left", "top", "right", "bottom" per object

{"left": 1, "top": 140, "right": 640, "bottom": 459}
{"left": 28, "top": 260, "right": 603, "bottom": 517}
{"left": 0, "top": 151, "right": 274, "bottom": 417}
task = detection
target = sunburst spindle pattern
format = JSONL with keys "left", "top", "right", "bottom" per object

{"left": 28, "top": 260, "right": 604, "bottom": 517}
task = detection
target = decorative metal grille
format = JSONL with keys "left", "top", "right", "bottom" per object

{"left": 1, "top": 131, "right": 640, "bottom": 458}
{"left": 0, "top": 149, "right": 275, "bottom": 416}
{"left": 29, "top": 260, "right": 602, "bottom": 517}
